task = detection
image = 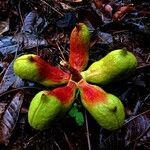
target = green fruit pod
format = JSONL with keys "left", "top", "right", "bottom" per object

{"left": 81, "top": 49, "right": 137, "bottom": 85}
{"left": 28, "top": 80, "right": 77, "bottom": 130}
{"left": 78, "top": 79, "right": 125, "bottom": 130}
{"left": 13, "top": 54, "right": 70, "bottom": 87}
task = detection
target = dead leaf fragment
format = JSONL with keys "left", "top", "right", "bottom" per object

{"left": 0, "top": 92, "right": 24, "bottom": 145}
{"left": 0, "top": 19, "right": 9, "bottom": 35}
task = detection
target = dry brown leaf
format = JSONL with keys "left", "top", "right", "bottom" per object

{"left": 60, "top": 2, "right": 73, "bottom": 10}
{"left": 0, "top": 19, "right": 9, "bottom": 35}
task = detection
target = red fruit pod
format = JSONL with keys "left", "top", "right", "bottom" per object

{"left": 69, "top": 23, "right": 90, "bottom": 72}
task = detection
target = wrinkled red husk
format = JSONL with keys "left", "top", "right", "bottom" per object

{"left": 78, "top": 79, "right": 107, "bottom": 106}
{"left": 69, "top": 23, "right": 90, "bottom": 72}
{"left": 33, "top": 55, "right": 71, "bottom": 84}
{"left": 48, "top": 80, "right": 77, "bottom": 106}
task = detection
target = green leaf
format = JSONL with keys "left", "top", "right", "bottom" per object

{"left": 68, "top": 104, "right": 84, "bottom": 126}
{"left": 68, "top": 104, "right": 78, "bottom": 117}
{"left": 75, "top": 112, "right": 84, "bottom": 126}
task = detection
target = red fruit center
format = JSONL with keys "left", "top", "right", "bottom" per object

{"left": 79, "top": 80, "right": 107, "bottom": 105}
{"left": 33, "top": 56, "right": 70, "bottom": 82}
{"left": 48, "top": 81, "right": 76, "bottom": 105}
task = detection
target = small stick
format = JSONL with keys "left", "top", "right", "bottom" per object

{"left": 146, "top": 53, "right": 150, "bottom": 62}
{"left": 40, "top": 0, "right": 63, "bottom": 17}
{"left": 63, "top": 132, "right": 75, "bottom": 150}
{"left": 85, "top": 110, "right": 91, "bottom": 150}
{"left": 18, "top": 1, "right": 24, "bottom": 25}
{"left": 54, "top": 140, "right": 61, "bottom": 150}
{"left": 56, "top": 41, "right": 66, "bottom": 62}
{"left": 137, "top": 63, "right": 150, "bottom": 70}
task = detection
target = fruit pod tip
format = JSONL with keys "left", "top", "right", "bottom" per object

{"left": 121, "top": 48, "right": 128, "bottom": 55}
{"left": 75, "top": 23, "right": 82, "bottom": 31}
{"left": 28, "top": 55, "right": 35, "bottom": 62}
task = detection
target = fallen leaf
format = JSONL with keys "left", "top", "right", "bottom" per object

{"left": 0, "top": 92, "right": 24, "bottom": 145}
{"left": 0, "top": 19, "right": 9, "bottom": 35}
{"left": 0, "top": 61, "right": 16, "bottom": 94}
{"left": 102, "top": 110, "right": 150, "bottom": 149}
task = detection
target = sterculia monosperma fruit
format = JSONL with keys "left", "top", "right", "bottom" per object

{"left": 81, "top": 49, "right": 137, "bottom": 85}
{"left": 28, "top": 80, "right": 77, "bottom": 130}
{"left": 13, "top": 23, "right": 138, "bottom": 131}
{"left": 69, "top": 23, "right": 90, "bottom": 72}
{"left": 78, "top": 79, "right": 125, "bottom": 130}
{"left": 13, "top": 54, "right": 70, "bottom": 87}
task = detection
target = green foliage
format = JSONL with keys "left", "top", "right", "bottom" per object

{"left": 69, "top": 103, "right": 84, "bottom": 126}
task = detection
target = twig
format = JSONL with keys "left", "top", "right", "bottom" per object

{"left": 125, "top": 109, "right": 150, "bottom": 125}
{"left": 56, "top": 41, "right": 66, "bottom": 62}
{"left": 135, "top": 125, "right": 150, "bottom": 141}
{"left": 54, "top": 140, "right": 61, "bottom": 150}
{"left": 136, "top": 63, "right": 150, "bottom": 70}
{"left": 146, "top": 53, "right": 150, "bottom": 62}
{"left": 40, "top": 0, "right": 63, "bottom": 17}
{"left": 112, "top": 30, "right": 129, "bottom": 34}
{"left": 143, "top": 93, "right": 150, "bottom": 102}
{"left": 63, "top": 132, "right": 75, "bottom": 150}
{"left": 85, "top": 110, "right": 91, "bottom": 150}
{"left": 18, "top": 1, "right": 24, "bottom": 25}
{"left": 24, "top": 132, "right": 41, "bottom": 148}
{"left": 0, "top": 86, "right": 42, "bottom": 98}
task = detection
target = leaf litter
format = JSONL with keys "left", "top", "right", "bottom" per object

{"left": 0, "top": 0, "right": 149, "bottom": 149}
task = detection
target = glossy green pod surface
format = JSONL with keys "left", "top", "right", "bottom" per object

{"left": 81, "top": 49, "right": 137, "bottom": 85}
{"left": 13, "top": 54, "right": 70, "bottom": 87}
{"left": 28, "top": 80, "right": 77, "bottom": 130}
{"left": 78, "top": 79, "right": 125, "bottom": 130}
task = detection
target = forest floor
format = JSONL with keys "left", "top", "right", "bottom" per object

{"left": 0, "top": 0, "right": 150, "bottom": 150}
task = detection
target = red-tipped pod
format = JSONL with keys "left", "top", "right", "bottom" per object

{"left": 13, "top": 54, "right": 70, "bottom": 87}
{"left": 28, "top": 80, "right": 77, "bottom": 130}
{"left": 78, "top": 79, "right": 125, "bottom": 130}
{"left": 69, "top": 23, "right": 90, "bottom": 72}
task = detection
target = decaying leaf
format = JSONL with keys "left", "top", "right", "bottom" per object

{"left": 0, "top": 44, "right": 20, "bottom": 56}
{"left": 13, "top": 33, "right": 48, "bottom": 49}
{"left": 0, "top": 36, "right": 20, "bottom": 56}
{"left": 56, "top": 12, "right": 77, "bottom": 29}
{"left": 0, "top": 92, "right": 24, "bottom": 145}
{"left": 60, "top": 2, "right": 73, "bottom": 10}
{"left": 102, "top": 110, "right": 150, "bottom": 149}
{"left": 22, "top": 11, "right": 38, "bottom": 33}
{"left": 22, "top": 11, "right": 48, "bottom": 34}
{"left": 0, "top": 103, "right": 7, "bottom": 118}
{"left": 0, "top": 19, "right": 9, "bottom": 35}
{"left": 0, "top": 61, "right": 16, "bottom": 94}
{"left": 113, "top": 4, "right": 136, "bottom": 22}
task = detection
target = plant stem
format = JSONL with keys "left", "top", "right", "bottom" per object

{"left": 85, "top": 110, "right": 91, "bottom": 150}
